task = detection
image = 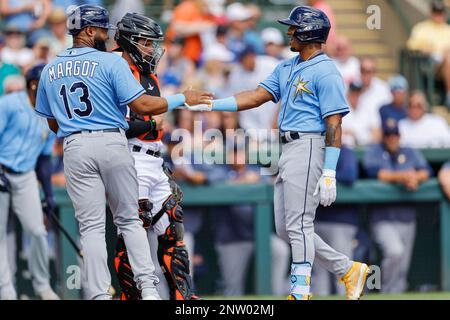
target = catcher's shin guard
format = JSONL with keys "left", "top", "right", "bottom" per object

{"left": 154, "top": 196, "right": 198, "bottom": 300}
{"left": 114, "top": 234, "right": 141, "bottom": 300}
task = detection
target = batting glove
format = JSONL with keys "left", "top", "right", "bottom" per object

{"left": 183, "top": 102, "right": 212, "bottom": 112}
{"left": 313, "top": 169, "right": 337, "bottom": 207}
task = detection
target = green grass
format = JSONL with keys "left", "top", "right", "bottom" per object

{"left": 204, "top": 292, "right": 450, "bottom": 300}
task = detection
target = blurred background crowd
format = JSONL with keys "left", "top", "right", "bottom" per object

{"left": 2, "top": 0, "right": 450, "bottom": 298}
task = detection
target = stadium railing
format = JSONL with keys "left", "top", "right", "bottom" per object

{"left": 54, "top": 178, "right": 450, "bottom": 298}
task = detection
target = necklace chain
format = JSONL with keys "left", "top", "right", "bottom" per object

{"left": 305, "top": 49, "right": 322, "bottom": 61}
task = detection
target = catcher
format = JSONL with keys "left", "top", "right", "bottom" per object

{"left": 113, "top": 12, "right": 198, "bottom": 300}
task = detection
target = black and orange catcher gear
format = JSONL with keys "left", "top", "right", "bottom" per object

{"left": 114, "top": 196, "right": 198, "bottom": 300}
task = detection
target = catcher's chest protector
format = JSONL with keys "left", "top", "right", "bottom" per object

{"left": 129, "top": 66, "right": 164, "bottom": 142}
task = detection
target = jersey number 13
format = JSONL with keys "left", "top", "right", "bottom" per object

{"left": 59, "top": 81, "right": 94, "bottom": 119}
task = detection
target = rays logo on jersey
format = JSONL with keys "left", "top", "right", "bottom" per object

{"left": 293, "top": 77, "right": 313, "bottom": 100}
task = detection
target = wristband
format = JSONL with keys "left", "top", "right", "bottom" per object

{"left": 324, "top": 147, "right": 340, "bottom": 171}
{"left": 165, "top": 94, "right": 186, "bottom": 111}
{"left": 212, "top": 97, "right": 238, "bottom": 112}
{"left": 149, "top": 118, "right": 157, "bottom": 131}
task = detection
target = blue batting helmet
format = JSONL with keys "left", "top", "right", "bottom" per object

{"left": 278, "top": 6, "right": 331, "bottom": 44}
{"left": 66, "top": 4, "right": 116, "bottom": 36}
{"left": 25, "top": 63, "right": 46, "bottom": 89}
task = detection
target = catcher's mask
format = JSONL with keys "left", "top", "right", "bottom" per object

{"left": 115, "top": 12, "right": 165, "bottom": 74}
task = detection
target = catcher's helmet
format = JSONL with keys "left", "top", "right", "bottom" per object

{"left": 115, "top": 13, "right": 165, "bottom": 74}
{"left": 278, "top": 6, "right": 331, "bottom": 44}
{"left": 66, "top": 4, "right": 116, "bottom": 36}
{"left": 25, "top": 63, "right": 46, "bottom": 90}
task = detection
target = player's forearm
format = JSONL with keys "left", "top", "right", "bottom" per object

{"left": 209, "top": 87, "right": 272, "bottom": 112}
{"left": 323, "top": 114, "right": 343, "bottom": 172}
{"left": 325, "top": 115, "right": 343, "bottom": 149}
{"left": 130, "top": 94, "right": 184, "bottom": 116}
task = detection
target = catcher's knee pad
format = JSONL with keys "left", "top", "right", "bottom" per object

{"left": 139, "top": 199, "right": 153, "bottom": 229}
{"left": 114, "top": 234, "right": 141, "bottom": 300}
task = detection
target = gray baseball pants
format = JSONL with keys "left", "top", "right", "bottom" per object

{"left": 63, "top": 130, "right": 158, "bottom": 300}
{"left": 274, "top": 134, "right": 353, "bottom": 277}
{"left": 0, "top": 170, "right": 51, "bottom": 298}
{"left": 312, "top": 222, "right": 358, "bottom": 295}
{"left": 371, "top": 220, "right": 416, "bottom": 293}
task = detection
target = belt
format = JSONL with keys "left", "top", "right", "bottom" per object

{"left": 71, "top": 128, "right": 121, "bottom": 135}
{"left": 132, "top": 145, "right": 161, "bottom": 158}
{"left": 280, "top": 131, "right": 325, "bottom": 144}
{"left": 1, "top": 165, "right": 21, "bottom": 174}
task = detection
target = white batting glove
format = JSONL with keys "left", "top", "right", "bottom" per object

{"left": 183, "top": 102, "right": 212, "bottom": 111}
{"left": 313, "top": 169, "right": 337, "bottom": 207}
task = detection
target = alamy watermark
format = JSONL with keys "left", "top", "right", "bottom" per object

{"left": 367, "top": 5, "right": 382, "bottom": 30}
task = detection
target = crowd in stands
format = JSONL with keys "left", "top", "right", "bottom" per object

{"left": 1, "top": 0, "right": 450, "bottom": 298}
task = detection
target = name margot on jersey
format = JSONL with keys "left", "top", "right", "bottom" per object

{"left": 48, "top": 60, "right": 99, "bottom": 83}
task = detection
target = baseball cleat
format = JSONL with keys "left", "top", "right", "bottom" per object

{"left": 37, "top": 288, "right": 60, "bottom": 300}
{"left": 339, "top": 262, "right": 369, "bottom": 300}
{"left": 287, "top": 294, "right": 312, "bottom": 300}
{"left": 141, "top": 287, "right": 161, "bottom": 300}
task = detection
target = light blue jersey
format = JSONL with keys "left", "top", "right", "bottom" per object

{"left": 35, "top": 47, "right": 145, "bottom": 138}
{"left": 259, "top": 53, "right": 349, "bottom": 133}
{"left": 0, "top": 91, "right": 54, "bottom": 173}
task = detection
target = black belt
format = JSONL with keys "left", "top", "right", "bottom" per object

{"left": 280, "top": 132, "right": 325, "bottom": 144}
{"left": 132, "top": 145, "right": 161, "bottom": 158}
{"left": 1, "top": 165, "right": 21, "bottom": 174}
{"left": 71, "top": 128, "right": 121, "bottom": 135}
{"left": 280, "top": 132, "right": 301, "bottom": 144}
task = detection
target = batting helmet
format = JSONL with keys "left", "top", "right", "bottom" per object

{"left": 25, "top": 63, "right": 46, "bottom": 90}
{"left": 115, "top": 13, "right": 165, "bottom": 74}
{"left": 66, "top": 4, "right": 116, "bottom": 36}
{"left": 278, "top": 6, "right": 331, "bottom": 44}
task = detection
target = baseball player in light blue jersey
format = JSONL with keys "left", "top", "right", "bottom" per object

{"left": 186, "top": 6, "right": 370, "bottom": 300}
{"left": 34, "top": 4, "right": 211, "bottom": 300}
{"left": 0, "top": 64, "right": 59, "bottom": 300}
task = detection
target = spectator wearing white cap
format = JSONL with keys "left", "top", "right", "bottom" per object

{"left": 261, "top": 27, "right": 285, "bottom": 61}
{"left": 399, "top": 91, "right": 450, "bottom": 148}
{"left": 225, "top": 2, "right": 264, "bottom": 59}
{"left": 331, "top": 35, "right": 360, "bottom": 88}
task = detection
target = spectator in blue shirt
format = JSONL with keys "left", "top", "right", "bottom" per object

{"left": 312, "top": 146, "right": 360, "bottom": 296}
{"left": 439, "top": 160, "right": 450, "bottom": 200}
{"left": 379, "top": 75, "right": 409, "bottom": 126}
{"left": 363, "top": 120, "right": 432, "bottom": 293}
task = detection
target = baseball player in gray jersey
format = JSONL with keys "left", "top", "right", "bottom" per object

{"left": 186, "top": 6, "right": 370, "bottom": 300}
{"left": 34, "top": 5, "right": 212, "bottom": 300}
